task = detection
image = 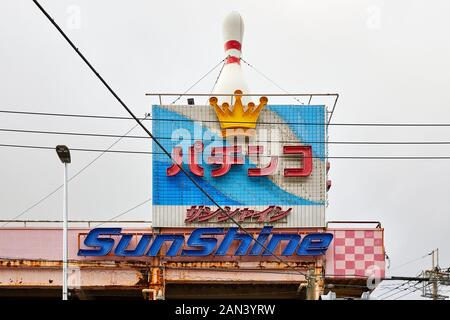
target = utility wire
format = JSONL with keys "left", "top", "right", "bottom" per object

{"left": 0, "top": 62, "right": 226, "bottom": 227}
{"left": 393, "top": 290, "right": 418, "bottom": 300}
{"left": 382, "top": 281, "right": 420, "bottom": 300}
{"left": 389, "top": 252, "right": 432, "bottom": 272}
{"left": 204, "top": 58, "right": 226, "bottom": 105}
{"left": 32, "top": 0, "right": 309, "bottom": 278}
{"left": 240, "top": 58, "right": 304, "bottom": 105}
{"left": 6, "top": 142, "right": 450, "bottom": 159}
{"left": 393, "top": 282, "right": 426, "bottom": 300}
{"left": 382, "top": 283, "right": 415, "bottom": 300}
{"left": 6, "top": 127, "right": 450, "bottom": 145}
{"left": 169, "top": 58, "right": 225, "bottom": 105}
{"left": 375, "top": 280, "right": 413, "bottom": 299}
{"left": 6, "top": 109, "right": 450, "bottom": 126}
{"left": 93, "top": 197, "right": 152, "bottom": 228}
{"left": 0, "top": 109, "right": 147, "bottom": 121}
{"left": 1, "top": 60, "right": 224, "bottom": 229}
{"left": 375, "top": 270, "right": 424, "bottom": 299}
{"left": 375, "top": 252, "right": 433, "bottom": 299}
{"left": 0, "top": 123, "right": 143, "bottom": 227}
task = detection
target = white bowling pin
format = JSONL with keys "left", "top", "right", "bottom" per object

{"left": 213, "top": 11, "right": 250, "bottom": 105}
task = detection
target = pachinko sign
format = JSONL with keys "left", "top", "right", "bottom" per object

{"left": 152, "top": 92, "right": 328, "bottom": 228}
{"left": 78, "top": 227, "right": 333, "bottom": 258}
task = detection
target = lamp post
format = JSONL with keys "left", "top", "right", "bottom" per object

{"left": 55, "top": 145, "right": 71, "bottom": 300}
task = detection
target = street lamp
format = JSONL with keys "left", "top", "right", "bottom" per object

{"left": 55, "top": 145, "right": 71, "bottom": 300}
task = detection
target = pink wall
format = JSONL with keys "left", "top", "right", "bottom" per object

{"left": 0, "top": 227, "right": 385, "bottom": 278}
{"left": 325, "top": 228, "right": 385, "bottom": 278}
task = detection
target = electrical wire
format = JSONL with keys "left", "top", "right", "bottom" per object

{"left": 374, "top": 280, "right": 414, "bottom": 299}
{"left": 375, "top": 270, "right": 424, "bottom": 299}
{"left": 32, "top": 0, "right": 310, "bottom": 279}
{"left": 203, "top": 58, "right": 226, "bottom": 105}
{"left": 5, "top": 108, "right": 450, "bottom": 126}
{"left": 93, "top": 197, "right": 152, "bottom": 228}
{"left": 382, "top": 281, "right": 421, "bottom": 300}
{"left": 7, "top": 1, "right": 445, "bottom": 293}
{"left": 67, "top": 61, "right": 226, "bottom": 230}
{"left": 0, "top": 122, "right": 144, "bottom": 227}
{"left": 240, "top": 58, "right": 305, "bottom": 105}
{"left": 376, "top": 252, "right": 433, "bottom": 299}
{"left": 0, "top": 63, "right": 226, "bottom": 227}
{"left": 0, "top": 109, "right": 147, "bottom": 121}
{"left": 393, "top": 282, "right": 426, "bottom": 300}
{"left": 394, "top": 290, "right": 420, "bottom": 301}
{"left": 6, "top": 127, "right": 450, "bottom": 145}
{"left": 169, "top": 58, "right": 225, "bottom": 105}
{"left": 383, "top": 284, "right": 415, "bottom": 300}
{"left": 378, "top": 281, "right": 414, "bottom": 299}
{"left": 389, "top": 252, "right": 432, "bottom": 272}
{"left": 6, "top": 143, "right": 450, "bottom": 159}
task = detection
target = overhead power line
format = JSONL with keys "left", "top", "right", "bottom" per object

{"left": 4, "top": 108, "right": 450, "bottom": 126}
{"left": 5, "top": 127, "right": 450, "bottom": 145}
{"left": 375, "top": 280, "right": 414, "bottom": 299}
{"left": 374, "top": 271, "right": 426, "bottom": 299}
{"left": 0, "top": 122, "right": 144, "bottom": 227}
{"left": 31, "top": 0, "right": 310, "bottom": 278}
{"left": 93, "top": 197, "right": 152, "bottom": 228}
{"left": 5, "top": 142, "right": 450, "bottom": 159}
{"left": 170, "top": 58, "right": 225, "bottom": 105}
{"left": 389, "top": 252, "right": 433, "bottom": 272}
{"left": 393, "top": 282, "right": 427, "bottom": 300}
{"left": 240, "top": 58, "right": 305, "bottom": 105}
{"left": 0, "top": 109, "right": 145, "bottom": 121}
{"left": 381, "top": 281, "right": 421, "bottom": 300}
{"left": 0, "top": 59, "right": 226, "bottom": 227}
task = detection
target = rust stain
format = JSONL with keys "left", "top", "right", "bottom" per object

{"left": 163, "top": 260, "right": 314, "bottom": 273}
{"left": 1, "top": 259, "right": 314, "bottom": 272}
{"left": 0, "top": 259, "right": 152, "bottom": 269}
{"left": 134, "top": 268, "right": 150, "bottom": 287}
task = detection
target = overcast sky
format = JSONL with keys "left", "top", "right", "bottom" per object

{"left": 1, "top": 0, "right": 450, "bottom": 298}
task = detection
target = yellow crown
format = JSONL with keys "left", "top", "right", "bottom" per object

{"left": 209, "top": 90, "right": 268, "bottom": 137}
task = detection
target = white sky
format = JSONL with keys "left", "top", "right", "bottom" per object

{"left": 1, "top": 0, "right": 450, "bottom": 299}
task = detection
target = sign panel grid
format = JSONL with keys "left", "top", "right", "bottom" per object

{"left": 152, "top": 103, "right": 327, "bottom": 227}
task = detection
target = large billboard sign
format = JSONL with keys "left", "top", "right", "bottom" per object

{"left": 77, "top": 227, "right": 333, "bottom": 258}
{"left": 152, "top": 93, "right": 328, "bottom": 227}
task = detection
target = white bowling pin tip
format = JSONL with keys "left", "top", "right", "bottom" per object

{"left": 213, "top": 11, "right": 249, "bottom": 102}
{"left": 223, "top": 11, "right": 244, "bottom": 61}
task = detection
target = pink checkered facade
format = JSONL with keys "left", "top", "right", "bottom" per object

{"left": 325, "top": 229, "right": 385, "bottom": 278}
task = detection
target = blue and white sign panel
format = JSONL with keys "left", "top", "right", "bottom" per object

{"left": 152, "top": 104, "right": 328, "bottom": 228}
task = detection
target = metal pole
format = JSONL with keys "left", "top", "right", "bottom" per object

{"left": 306, "top": 269, "right": 316, "bottom": 300}
{"left": 432, "top": 249, "right": 435, "bottom": 270}
{"left": 432, "top": 249, "right": 437, "bottom": 300}
{"left": 63, "top": 163, "right": 68, "bottom": 300}
{"left": 436, "top": 248, "right": 439, "bottom": 267}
